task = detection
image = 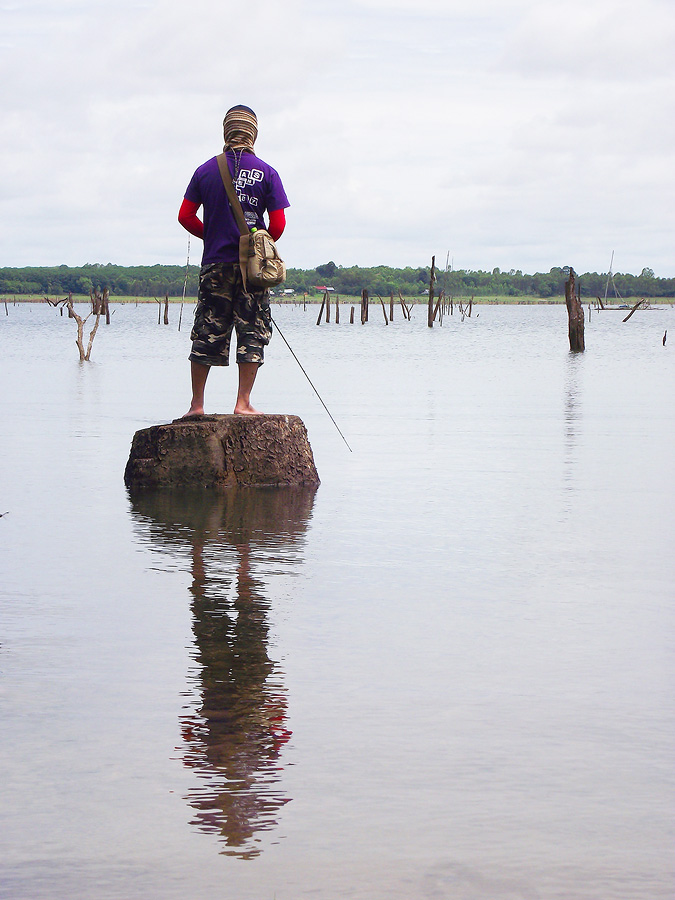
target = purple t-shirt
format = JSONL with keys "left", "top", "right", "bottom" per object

{"left": 184, "top": 150, "right": 290, "bottom": 266}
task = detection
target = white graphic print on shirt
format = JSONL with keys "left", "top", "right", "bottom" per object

{"left": 236, "top": 168, "right": 264, "bottom": 208}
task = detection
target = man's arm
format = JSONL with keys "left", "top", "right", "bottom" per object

{"left": 267, "top": 208, "right": 286, "bottom": 241}
{"left": 178, "top": 198, "right": 204, "bottom": 239}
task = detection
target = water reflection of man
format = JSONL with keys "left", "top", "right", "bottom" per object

{"left": 181, "top": 533, "right": 291, "bottom": 857}
{"left": 130, "top": 488, "right": 315, "bottom": 858}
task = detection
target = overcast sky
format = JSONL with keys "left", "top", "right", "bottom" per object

{"left": 2, "top": 0, "right": 674, "bottom": 275}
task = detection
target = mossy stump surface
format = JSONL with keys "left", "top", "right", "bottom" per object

{"left": 124, "top": 414, "right": 320, "bottom": 490}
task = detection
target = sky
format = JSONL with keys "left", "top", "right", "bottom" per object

{"left": 2, "top": 0, "right": 674, "bottom": 275}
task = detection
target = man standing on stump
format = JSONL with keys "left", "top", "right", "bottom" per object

{"left": 178, "top": 105, "right": 289, "bottom": 416}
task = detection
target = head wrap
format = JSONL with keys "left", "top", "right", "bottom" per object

{"left": 223, "top": 105, "right": 258, "bottom": 152}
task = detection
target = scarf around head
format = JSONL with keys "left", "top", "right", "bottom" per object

{"left": 223, "top": 105, "right": 258, "bottom": 152}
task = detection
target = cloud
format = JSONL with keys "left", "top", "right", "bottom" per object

{"left": 1, "top": 0, "right": 674, "bottom": 274}
{"left": 502, "top": 0, "right": 675, "bottom": 81}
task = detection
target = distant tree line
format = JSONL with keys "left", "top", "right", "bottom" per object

{"left": 294, "top": 262, "right": 675, "bottom": 299}
{"left": 0, "top": 263, "right": 200, "bottom": 298}
{"left": 1, "top": 262, "right": 673, "bottom": 299}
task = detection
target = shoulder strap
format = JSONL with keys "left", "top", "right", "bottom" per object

{"left": 216, "top": 153, "right": 248, "bottom": 236}
{"left": 216, "top": 152, "right": 251, "bottom": 291}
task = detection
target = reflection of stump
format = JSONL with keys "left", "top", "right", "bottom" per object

{"left": 124, "top": 414, "right": 320, "bottom": 489}
{"left": 565, "top": 268, "right": 585, "bottom": 352}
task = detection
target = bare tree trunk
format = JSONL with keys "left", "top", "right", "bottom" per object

{"left": 398, "top": 291, "right": 410, "bottom": 320}
{"left": 65, "top": 293, "right": 87, "bottom": 360}
{"left": 565, "top": 268, "right": 585, "bottom": 352}
{"left": 85, "top": 310, "right": 102, "bottom": 360}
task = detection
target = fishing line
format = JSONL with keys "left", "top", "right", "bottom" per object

{"left": 271, "top": 314, "right": 353, "bottom": 453}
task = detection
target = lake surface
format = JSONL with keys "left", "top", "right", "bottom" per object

{"left": 1, "top": 300, "right": 674, "bottom": 899}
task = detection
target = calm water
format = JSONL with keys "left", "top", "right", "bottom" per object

{"left": 1, "top": 300, "right": 674, "bottom": 899}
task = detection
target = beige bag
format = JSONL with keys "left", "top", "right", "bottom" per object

{"left": 217, "top": 153, "right": 286, "bottom": 291}
{"left": 241, "top": 228, "right": 286, "bottom": 290}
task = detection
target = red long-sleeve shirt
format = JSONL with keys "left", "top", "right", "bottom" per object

{"left": 178, "top": 199, "right": 286, "bottom": 241}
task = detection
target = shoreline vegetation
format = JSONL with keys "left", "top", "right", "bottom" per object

{"left": 4, "top": 294, "right": 674, "bottom": 306}
{"left": 1, "top": 262, "right": 674, "bottom": 303}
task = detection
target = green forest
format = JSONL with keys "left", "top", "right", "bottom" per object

{"left": 1, "top": 262, "right": 673, "bottom": 300}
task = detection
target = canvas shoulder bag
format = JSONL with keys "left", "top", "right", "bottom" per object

{"left": 216, "top": 153, "right": 286, "bottom": 292}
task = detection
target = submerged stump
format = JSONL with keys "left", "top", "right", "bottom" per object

{"left": 124, "top": 414, "right": 320, "bottom": 490}
{"left": 565, "top": 268, "right": 585, "bottom": 352}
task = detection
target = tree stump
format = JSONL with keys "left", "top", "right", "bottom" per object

{"left": 124, "top": 414, "right": 320, "bottom": 490}
{"left": 565, "top": 268, "right": 585, "bottom": 352}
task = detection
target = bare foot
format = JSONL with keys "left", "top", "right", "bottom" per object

{"left": 181, "top": 406, "right": 204, "bottom": 419}
{"left": 233, "top": 402, "right": 263, "bottom": 415}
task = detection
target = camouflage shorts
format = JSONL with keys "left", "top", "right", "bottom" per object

{"left": 189, "top": 262, "right": 272, "bottom": 367}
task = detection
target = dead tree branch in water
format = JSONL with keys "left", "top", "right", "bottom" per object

{"left": 49, "top": 291, "right": 105, "bottom": 360}
{"left": 622, "top": 298, "right": 646, "bottom": 323}
{"left": 398, "top": 291, "right": 411, "bottom": 320}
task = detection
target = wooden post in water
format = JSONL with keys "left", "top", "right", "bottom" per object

{"left": 350, "top": 306, "right": 355, "bottom": 324}
{"left": 379, "top": 296, "right": 389, "bottom": 324}
{"left": 163, "top": 292, "right": 169, "bottom": 325}
{"left": 361, "top": 289, "right": 369, "bottom": 324}
{"left": 316, "top": 293, "right": 326, "bottom": 325}
{"left": 390, "top": 292, "right": 394, "bottom": 321}
{"left": 101, "top": 288, "right": 109, "bottom": 324}
{"left": 325, "top": 290, "right": 330, "bottom": 323}
{"left": 335, "top": 293, "right": 340, "bottom": 324}
{"left": 427, "top": 256, "right": 436, "bottom": 328}
{"left": 565, "top": 268, "right": 585, "bottom": 352}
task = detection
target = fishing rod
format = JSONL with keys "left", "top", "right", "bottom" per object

{"left": 271, "top": 315, "right": 353, "bottom": 453}
{"left": 178, "top": 237, "right": 190, "bottom": 332}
